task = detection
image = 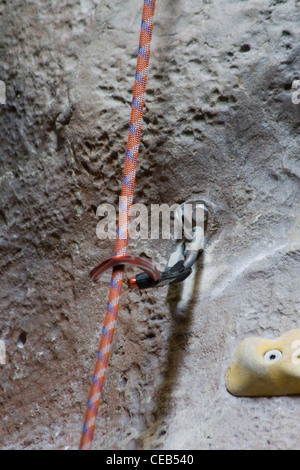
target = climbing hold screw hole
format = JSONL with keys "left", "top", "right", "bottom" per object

{"left": 263, "top": 349, "right": 282, "bottom": 363}
{"left": 17, "top": 331, "right": 27, "bottom": 348}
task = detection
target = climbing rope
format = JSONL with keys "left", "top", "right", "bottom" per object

{"left": 79, "top": 0, "right": 157, "bottom": 450}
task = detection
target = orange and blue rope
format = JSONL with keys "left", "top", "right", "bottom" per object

{"left": 79, "top": 0, "right": 157, "bottom": 450}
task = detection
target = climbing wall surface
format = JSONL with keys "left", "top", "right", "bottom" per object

{"left": 1, "top": 0, "right": 300, "bottom": 450}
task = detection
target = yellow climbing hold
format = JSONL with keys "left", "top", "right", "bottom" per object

{"left": 226, "top": 329, "right": 300, "bottom": 397}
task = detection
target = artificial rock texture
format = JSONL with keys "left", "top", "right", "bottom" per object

{"left": 0, "top": 0, "right": 300, "bottom": 450}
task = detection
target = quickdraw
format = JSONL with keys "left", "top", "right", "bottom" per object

{"left": 90, "top": 201, "right": 208, "bottom": 290}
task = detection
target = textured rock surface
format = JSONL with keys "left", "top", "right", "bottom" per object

{"left": 0, "top": 0, "right": 300, "bottom": 450}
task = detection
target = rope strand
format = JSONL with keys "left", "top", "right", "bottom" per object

{"left": 79, "top": 0, "right": 157, "bottom": 450}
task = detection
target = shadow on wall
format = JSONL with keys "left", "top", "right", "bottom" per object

{"left": 140, "top": 254, "right": 205, "bottom": 448}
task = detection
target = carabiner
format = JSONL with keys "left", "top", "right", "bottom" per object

{"left": 90, "top": 254, "right": 161, "bottom": 284}
{"left": 130, "top": 201, "right": 208, "bottom": 289}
